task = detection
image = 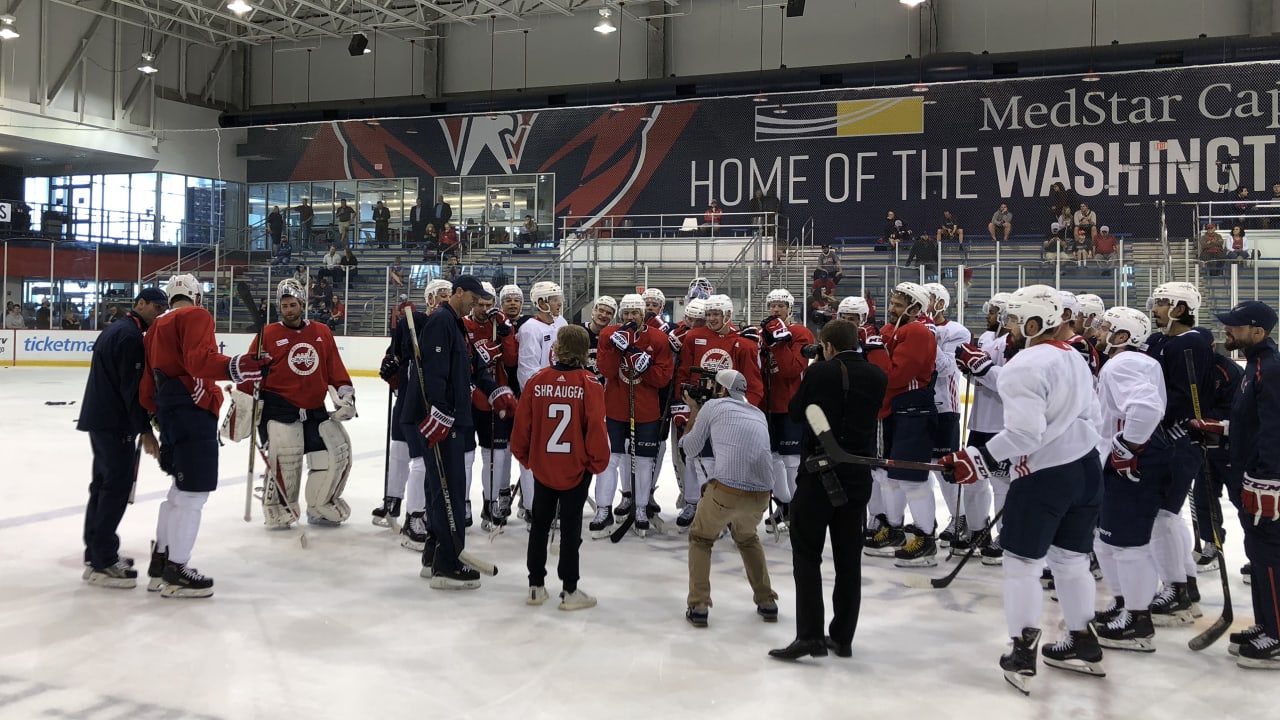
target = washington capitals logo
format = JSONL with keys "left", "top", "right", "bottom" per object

{"left": 440, "top": 113, "right": 539, "bottom": 175}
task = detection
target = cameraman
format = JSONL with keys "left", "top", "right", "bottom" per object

{"left": 770, "top": 319, "right": 887, "bottom": 661}
{"left": 679, "top": 370, "right": 778, "bottom": 629}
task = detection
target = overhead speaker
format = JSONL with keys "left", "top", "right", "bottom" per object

{"left": 348, "top": 33, "right": 369, "bottom": 57}
{"left": 786, "top": 0, "right": 805, "bottom": 18}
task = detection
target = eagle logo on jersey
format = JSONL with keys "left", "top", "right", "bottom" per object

{"left": 288, "top": 343, "right": 320, "bottom": 376}
{"left": 699, "top": 348, "right": 734, "bottom": 374}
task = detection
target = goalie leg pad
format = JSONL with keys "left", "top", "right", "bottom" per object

{"left": 266, "top": 420, "right": 305, "bottom": 526}
{"left": 306, "top": 420, "right": 352, "bottom": 522}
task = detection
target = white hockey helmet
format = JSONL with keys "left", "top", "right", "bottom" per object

{"left": 499, "top": 284, "right": 524, "bottom": 302}
{"left": 1148, "top": 281, "right": 1202, "bottom": 314}
{"left": 684, "top": 298, "right": 707, "bottom": 320}
{"left": 618, "top": 294, "right": 645, "bottom": 313}
{"left": 706, "top": 294, "right": 734, "bottom": 317}
{"left": 892, "top": 282, "right": 931, "bottom": 315}
{"left": 1059, "top": 290, "right": 1081, "bottom": 321}
{"left": 1100, "top": 306, "right": 1151, "bottom": 352}
{"left": 164, "top": 274, "right": 202, "bottom": 304}
{"left": 982, "top": 292, "right": 1012, "bottom": 316}
{"left": 642, "top": 287, "right": 666, "bottom": 307}
{"left": 1077, "top": 293, "right": 1106, "bottom": 324}
{"left": 924, "top": 282, "right": 950, "bottom": 311}
{"left": 838, "top": 296, "right": 869, "bottom": 322}
{"left": 593, "top": 295, "right": 618, "bottom": 313}
{"left": 688, "top": 277, "right": 715, "bottom": 300}
{"left": 424, "top": 279, "right": 452, "bottom": 304}
{"left": 1004, "top": 284, "right": 1063, "bottom": 338}
{"left": 277, "top": 278, "right": 305, "bottom": 303}
{"left": 766, "top": 289, "right": 795, "bottom": 308}
{"left": 481, "top": 281, "right": 497, "bottom": 299}
{"left": 531, "top": 281, "right": 563, "bottom": 311}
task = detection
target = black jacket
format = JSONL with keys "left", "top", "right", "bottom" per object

{"left": 789, "top": 350, "right": 887, "bottom": 484}
{"left": 77, "top": 311, "right": 151, "bottom": 435}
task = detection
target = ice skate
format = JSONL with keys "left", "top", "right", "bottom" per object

{"left": 159, "top": 561, "right": 214, "bottom": 599}
{"left": 526, "top": 585, "right": 549, "bottom": 606}
{"left": 480, "top": 502, "right": 495, "bottom": 532}
{"left": 371, "top": 496, "right": 401, "bottom": 527}
{"left": 1000, "top": 628, "right": 1041, "bottom": 695}
{"left": 675, "top": 503, "right": 697, "bottom": 532}
{"left": 84, "top": 560, "right": 138, "bottom": 589}
{"left": 1229, "top": 625, "right": 1264, "bottom": 657}
{"left": 429, "top": 565, "right": 481, "bottom": 591}
{"left": 518, "top": 506, "right": 533, "bottom": 533}
{"left": 146, "top": 542, "right": 167, "bottom": 592}
{"left": 893, "top": 526, "right": 938, "bottom": 567}
{"left": 1092, "top": 596, "right": 1124, "bottom": 626}
{"left": 1236, "top": 634, "right": 1280, "bottom": 670}
{"left": 863, "top": 523, "right": 906, "bottom": 558}
{"left": 559, "top": 588, "right": 597, "bottom": 611}
{"left": 980, "top": 535, "right": 1004, "bottom": 566}
{"left": 1242, "top": 562, "right": 1253, "bottom": 584}
{"left": 589, "top": 505, "right": 615, "bottom": 540}
{"left": 1186, "top": 576, "right": 1203, "bottom": 618}
{"left": 939, "top": 515, "right": 967, "bottom": 549}
{"left": 1148, "top": 582, "right": 1193, "bottom": 626}
{"left": 496, "top": 488, "right": 512, "bottom": 521}
{"left": 614, "top": 492, "right": 634, "bottom": 517}
{"left": 400, "top": 511, "right": 428, "bottom": 552}
{"left": 633, "top": 507, "right": 650, "bottom": 539}
{"left": 82, "top": 556, "right": 133, "bottom": 580}
{"left": 1042, "top": 628, "right": 1106, "bottom": 677}
{"left": 1094, "top": 609, "right": 1155, "bottom": 652}
{"left": 764, "top": 503, "right": 789, "bottom": 535}
{"left": 1194, "top": 547, "right": 1220, "bottom": 573}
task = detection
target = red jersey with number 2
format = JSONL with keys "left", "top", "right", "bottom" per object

{"left": 510, "top": 365, "right": 611, "bottom": 491}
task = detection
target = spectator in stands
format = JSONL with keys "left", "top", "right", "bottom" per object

{"left": 271, "top": 237, "right": 292, "bottom": 266}
{"left": 1069, "top": 227, "right": 1092, "bottom": 266}
{"left": 409, "top": 199, "right": 428, "bottom": 249}
{"left": 440, "top": 222, "right": 459, "bottom": 256}
{"left": 807, "top": 283, "right": 835, "bottom": 335}
{"left": 881, "top": 211, "right": 906, "bottom": 248}
{"left": 267, "top": 206, "right": 284, "bottom": 251}
{"left": 389, "top": 257, "right": 406, "bottom": 288}
{"left": 1199, "top": 223, "right": 1227, "bottom": 275}
{"left": 937, "top": 210, "right": 964, "bottom": 252}
{"left": 311, "top": 277, "right": 333, "bottom": 315}
{"left": 517, "top": 215, "right": 538, "bottom": 248}
{"left": 1042, "top": 223, "right": 1070, "bottom": 262}
{"left": 905, "top": 230, "right": 938, "bottom": 272}
{"left": 750, "top": 189, "right": 781, "bottom": 238}
{"left": 373, "top": 200, "right": 391, "bottom": 248}
{"left": 292, "top": 264, "right": 308, "bottom": 287}
{"left": 1234, "top": 186, "right": 1253, "bottom": 229}
{"left": 4, "top": 302, "right": 25, "bottom": 329}
{"left": 444, "top": 254, "right": 461, "bottom": 281}
{"left": 988, "top": 203, "right": 1013, "bottom": 242}
{"left": 294, "top": 199, "right": 314, "bottom": 249}
{"left": 335, "top": 199, "right": 355, "bottom": 248}
{"left": 704, "top": 200, "right": 724, "bottom": 228}
{"left": 36, "top": 299, "right": 52, "bottom": 329}
{"left": 430, "top": 195, "right": 453, "bottom": 236}
{"left": 1227, "top": 225, "right": 1255, "bottom": 266}
{"left": 490, "top": 203, "right": 506, "bottom": 222}
{"left": 340, "top": 247, "right": 359, "bottom": 286}
{"left": 61, "top": 308, "right": 80, "bottom": 330}
{"left": 1049, "top": 182, "right": 1076, "bottom": 230}
{"left": 818, "top": 243, "right": 843, "bottom": 285}
{"left": 1072, "top": 202, "right": 1097, "bottom": 241}
{"left": 423, "top": 224, "right": 439, "bottom": 256}
{"left": 318, "top": 244, "right": 341, "bottom": 283}
{"left": 328, "top": 296, "right": 345, "bottom": 332}
{"left": 1093, "top": 226, "right": 1118, "bottom": 264}
{"left": 101, "top": 305, "right": 122, "bottom": 326}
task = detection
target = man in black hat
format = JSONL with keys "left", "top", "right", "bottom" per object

{"left": 77, "top": 288, "right": 169, "bottom": 588}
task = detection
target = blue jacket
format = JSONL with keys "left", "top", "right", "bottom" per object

{"left": 402, "top": 301, "right": 497, "bottom": 429}
{"left": 1144, "top": 327, "right": 1215, "bottom": 429}
{"left": 76, "top": 311, "right": 151, "bottom": 435}
{"left": 389, "top": 309, "right": 428, "bottom": 423}
{"left": 1230, "top": 337, "right": 1280, "bottom": 481}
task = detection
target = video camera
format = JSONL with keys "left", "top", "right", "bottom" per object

{"left": 680, "top": 366, "right": 717, "bottom": 404}
{"left": 800, "top": 343, "right": 824, "bottom": 360}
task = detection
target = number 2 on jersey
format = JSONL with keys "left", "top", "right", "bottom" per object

{"left": 546, "top": 403, "right": 572, "bottom": 454}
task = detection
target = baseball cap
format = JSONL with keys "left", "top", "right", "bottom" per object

{"left": 135, "top": 288, "right": 169, "bottom": 307}
{"left": 715, "top": 369, "right": 748, "bottom": 401}
{"left": 453, "top": 275, "right": 495, "bottom": 300}
{"left": 1215, "top": 300, "right": 1278, "bottom": 332}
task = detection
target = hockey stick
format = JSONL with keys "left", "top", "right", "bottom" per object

{"left": 902, "top": 507, "right": 1007, "bottom": 589}
{"left": 804, "top": 405, "right": 948, "bottom": 473}
{"left": 1184, "top": 347, "right": 1232, "bottom": 651}
{"left": 127, "top": 435, "right": 142, "bottom": 504}
{"left": 236, "top": 281, "right": 266, "bottom": 525}
{"left": 610, "top": 377, "right": 639, "bottom": 542}
{"left": 945, "top": 378, "right": 974, "bottom": 561}
{"left": 403, "top": 307, "right": 497, "bottom": 577}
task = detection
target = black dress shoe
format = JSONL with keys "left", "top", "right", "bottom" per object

{"left": 825, "top": 636, "right": 853, "bottom": 658}
{"left": 768, "top": 638, "right": 828, "bottom": 660}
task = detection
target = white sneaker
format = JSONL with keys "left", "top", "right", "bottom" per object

{"left": 559, "top": 588, "right": 597, "bottom": 611}
{"left": 527, "top": 585, "right": 549, "bottom": 606}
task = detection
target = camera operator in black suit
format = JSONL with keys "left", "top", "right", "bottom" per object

{"left": 770, "top": 319, "right": 887, "bottom": 661}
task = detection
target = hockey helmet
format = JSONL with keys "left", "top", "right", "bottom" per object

{"left": 705, "top": 294, "right": 734, "bottom": 317}
{"left": 684, "top": 298, "right": 707, "bottom": 320}
{"left": 982, "top": 292, "right": 1012, "bottom": 316}
{"left": 531, "top": 281, "right": 563, "bottom": 314}
{"left": 642, "top": 287, "right": 666, "bottom": 306}
{"left": 618, "top": 294, "right": 645, "bottom": 313}
{"left": 1148, "top": 281, "right": 1201, "bottom": 314}
{"left": 838, "top": 296, "right": 869, "bottom": 322}
{"left": 1099, "top": 306, "right": 1151, "bottom": 352}
{"left": 481, "top": 281, "right": 497, "bottom": 298}
{"left": 766, "top": 289, "right": 795, "bottom": 308}
{"left": 1077, "top": 293, "right": 1106, "bottom": 326}
{"left": 499, "top": 284, "right": 524, "bottom": 302}
{"left": 593, "top": 295, "right": 618, "bottom": 313}
{"left": 924, "top": 282, "right": 950, "bottom": 312}
{"left": 1059, "top": 291, "right": 1081, "bottom": 321}
{"left": 891, "top": 282, "right": 932, "bottom": 315}
{"left": 1004, "top": 284, "right": 1063, "bottom": 338}
{"left": 424, "top": 279, "right": 452, "bottom": 305}
{"left": 164, "top": 274, "right": 202, "bottom": 304}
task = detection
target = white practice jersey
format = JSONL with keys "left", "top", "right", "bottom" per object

{"left": 1095, "top": 349, "right": 1167, "bottom": 460}
{"left": 968, "top": 330, "right": 1009, "bottom": 434}
{"left": 516, "top": 315, "right": 568, "bottom": 390}
{"left": 932, "top": 319, "right": 969, "bottom": 415}
{"left": 986, "top": 340, "right": 1102, "bottom": 478}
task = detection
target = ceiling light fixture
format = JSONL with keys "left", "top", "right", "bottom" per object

{"left": 899, "top": 0, "right": 926, "bottom": 7}
{"left": 0, "top": 14, "right": 19, "bottom": 39}
{"left": 594, "top": 8, "right": 616, "bottom": 34}
{"left": 226, "top": 0, "right": 251, "bottom": 15}
{"left": 137, "top": 52, "right": 158, "bottom": 74}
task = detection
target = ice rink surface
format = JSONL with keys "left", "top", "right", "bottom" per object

{"left": 0, "top": 367, "right": 1269, "bottom": 719}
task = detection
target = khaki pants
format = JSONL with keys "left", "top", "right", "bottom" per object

{"left": 338, "top": 221, "right": 352, "bottom": 247}
{"left": 687, "top": 480, "right": 777, "bottom": 608}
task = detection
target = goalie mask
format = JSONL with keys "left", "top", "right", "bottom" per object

{"left": 688, "top": 277, "right": 715, "bottom": 301}
{"left": 277, "top": 278, "right": 305, "bottom": 303}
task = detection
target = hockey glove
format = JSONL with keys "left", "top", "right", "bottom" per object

{"left": 379, "top": 353, "right": 399, "bottom": 382}
{"left": 739, "top": 326, "right": 762, "bottom": 345}
{"left": 489, "top": 386, "right": 517, "bottom": 419}
{"left": 417, "top": 406, "right": 455, "bottom": 448}
{"left": 474, "top": 339, "right": 503, "bottom": 366}
{"left": 1189, "top": 418, "right": 1229, "bottom": 437}
{"left": 646, "top": 313, "right": 671, "bottom": 334}
{"left": 671, "top": 403, "right": 691, "bottom": 427}
{"left": 669, "top": 326, "right": 688, "bottom": 353}
{"left": 762, "top": 317, "right": 793, "bottom": 345}
{"left": 955, "top": 342, "right": 993, "bottom": 377}
{"left": 1242, "top": 473, "right": 1280, "bottom": 525}
{"left": 610, "top": 324, "right": 636, "bottom": 352}
{"left": 487, "top": 308, "right": 512, "bottom": 336}
{"left": 1108, "top": 434, "right": 1143, "bottom": 482}
{"left": 627, "top": 351, "right": 652, "bottom": 375}
{"left": 861, "top": 332, "right": 884, "bottom": 354}
{"left": 939, "top": 446, "right": 999, "bottom": 485}
{"left": 229, "top": 354, "right": 270, "bottom": 384}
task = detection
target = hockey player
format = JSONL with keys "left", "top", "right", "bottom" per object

{"left": 512, "top": 325, "right": 611, "bottom": 611}
{"left": 952, "top": 293, "right": 1014, "bottom": 565}
{"left": 595, "top": 294, "right": 676, "bottom": 537}
{"left": 78, "top": 287, "right": 167, "bottom": 589}
{"left": 375, "top": 294, "right": 432, "bottom": 550}
{"left": 642, "top": 287, "right": 676, "bottom": 512}
{"left": 669, "top": 297, "right": 707, "bottom": 518}
{"left": 940, "top": 284, "right": 1104, "bottom": 694}
{"left": 673, "top": 294, "right": 764, "bottom": 512}
{"left": 1057, "top": 291, "right": 1101, "bottom": 377}
{"left": 924, "top": 282, "right": 971, "bottom": 548}
{"left": 1076, "top": 294, "right": 1107, "bottom": 343}
{"left": 687, "top": 276, "right": 715, "bottom": 302}
{"left": 1089, "top": 307, "right": 1166, "bottom": 652}
{"left": 757, "top": 289, "right": 815, "bottom": 534}
{"left": 582, "top": 295, "right": 617, "bottom": 379}
{"left": 239, "top": 279, "right": 356, "bottom": 528}
{"left": 862, "top": 282, "right": 940, "bottom": 568}
{"left": 140, "top": 274, "right": 269, "bottom": 598}
{"left": 464, "top": 282, "right": 519, "bottom": 532}
{"left": 1143, "top": 281, "right": 1215, "bottom": 624}
{"left": 514, "top": 281, "right": 569, "bottom": 524}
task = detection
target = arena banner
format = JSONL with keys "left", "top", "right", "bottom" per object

{"left": 0, "top": 330, "right": 13, "bottom": 367}
{"left": 247, "top": 61, "right": 1280, "bottom": 243}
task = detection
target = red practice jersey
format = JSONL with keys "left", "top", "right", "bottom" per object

{"left": 760, "top": 322, "right": 814, "bottom": 414}
{"left": 596, "top": 324, "right": 676, "bottom": 423}
{"left": 677, "top": 326, "right": 764, "bottom": 407}
{"left": 510, "top": 365, "right": 611, "bottom": 491}
{"left": 140, "top": 305, "right": 231, "bottom": 417}
{"left": 240, "top": 320, "right": 352, "bottom": 410}
{"left": 465, "top": 314, "right": 519, "bottom": 410}
{"left": 877, "top": 320, "right": 937, "bottom": 418}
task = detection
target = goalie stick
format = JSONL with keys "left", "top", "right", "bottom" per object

{"left": 1184, "top": 347, "right": 1232, "bottom": 651}
{"left": 803, "top": 405, "right": 948, "bottom": 473}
